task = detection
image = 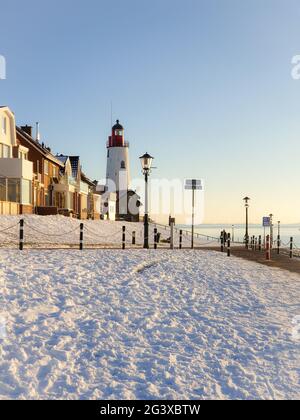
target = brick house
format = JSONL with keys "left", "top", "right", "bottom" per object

{"left": 15, "top": 126, "right": 65, "bottom": 215}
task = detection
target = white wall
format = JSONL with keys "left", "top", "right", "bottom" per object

{"left": 0, "top": 107, "right": 17, "bottom": 148}
{"left": 0, "top": 158, "right": 33, "bottom": 180}
{"left": 106, "top": 147, "right": 131, "bottom": 192}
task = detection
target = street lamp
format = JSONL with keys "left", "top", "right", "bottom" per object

{"left": 140, "top": 153, "right": 154, "bottom": 249}
{"left": 243, "top": 197, "right": 250, "bottom": 249}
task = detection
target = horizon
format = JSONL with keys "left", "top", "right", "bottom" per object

{"left": 1, "top": 0, "right": 300, "bottom": 223}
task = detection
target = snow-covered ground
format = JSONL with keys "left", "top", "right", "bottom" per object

{"left": 0, "top": 215, "right": 212, "bottom": 248}
{"left": 0, "top": 247, "right": 299, "bottom": 400}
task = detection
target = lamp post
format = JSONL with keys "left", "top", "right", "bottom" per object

{"left": 232, "top": 224, "right": 235, "bottom": 243}
{"left": 140, "top": 153, "right": 154, "bottom": 249}
{"left": 243, "top": 197, "right": 250, "bottom": 249}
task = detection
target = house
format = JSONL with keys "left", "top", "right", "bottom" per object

{"left": 81, "top": 174, "right": 101, "bottom": 220}
{"left": 15, "top": 125, "right": 64, "bottom": 215}
{"left": 55, "top": 155, "right": 98, "bottom": 219}
{"left": 0, "top": 107, "right": 33, "bottom": 215}
{"left": 54, "top": 155, "right": 80, "bottom": 217}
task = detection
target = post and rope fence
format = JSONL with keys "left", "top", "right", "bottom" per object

{"left": 79, "top": 223, "right": 84, "bottom": 250}
{"left": 154, "top": 228, "right": 158, "bottom": 250}
{"left": 227, "top": 233, "right": 231, "bottom": 257}
{"left": 277, "top": 233, "right": 281, "bottom": 255}
{"left": 1, "top": 218, "right": 300, "bottom": 260}
{"left": 221, "top": 232, "right": 224, "bottom": 253}
{"left": 122, "top": 226, "right": 126, "bottom": 250}
{"left": 19, "top": 219, "right": 24, "bottom": 251}
{"left": 179, "top": 230, "right": 183, "bottom": 250}
{"left": 266, "top": 234, "right": 271, "bottom": 261}
{"left": 258, "top": 235, "right": 262, "bottom": 252}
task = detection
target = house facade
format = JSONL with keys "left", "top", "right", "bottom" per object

{"left": 0, "top": 107, "right": 33, "bottom": 215}
{"left": 16, "top": 126, "right": 64, "bottom": 215}
{"left": 55, "top": 156, "right": 101, "bottom": 219}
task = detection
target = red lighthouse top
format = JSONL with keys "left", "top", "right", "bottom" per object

{"left": 107, "top": 120, "right": 129, "bottom": 148}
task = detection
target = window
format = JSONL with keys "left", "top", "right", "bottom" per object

{"left": 7, "top": 179, "right": 20, "bottom": 203}
{"left": 44, "top": 160, "right": 49, "bottom": 175}
{"left": 115, "top": 129, "right": 123, "bottom": 136}
{"left": 19, "top": 151, "right": 28, "bottom": 160}
{"left": 0, "top": 178, "right": 6, "bottom": 201}
{"left": 2, "top": 117, "right": 7, "bottom": 134}
{"left": 45, "top": 193, "right": 50, "bottom": 206}
{"left": 0, "top": 144, "right": 10, "bottom": 158}
{"left": 121, "top": 161, "right": 126, "bottom": 169}
{"left": 2, "top": 144, "right": 10, "bottom": 158}
{"left": 21, "top": 179, "right": 31, "bottom": 205}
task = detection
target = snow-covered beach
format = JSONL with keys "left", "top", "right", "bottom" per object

{"left": 0, "top": 244, "right": 299, "bottom": 400}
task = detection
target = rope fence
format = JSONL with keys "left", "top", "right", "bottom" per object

{"left": 1, "top": 219, "right": 300, "bottom": 263}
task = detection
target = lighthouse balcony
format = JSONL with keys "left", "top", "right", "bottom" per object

{"left": 106, "top": 140, "right": 130, "bottom": 148}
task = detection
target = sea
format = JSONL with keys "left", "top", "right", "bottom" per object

{"left": 188, "top": 224, "right": 300, "bottom": 246}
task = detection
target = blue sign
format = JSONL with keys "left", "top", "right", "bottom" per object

{"left": 263, "top": 217, "right": 271, "bottom": 227}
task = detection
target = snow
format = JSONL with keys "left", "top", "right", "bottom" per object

{"left": 0, "top": 241, "right": 299, "bottom": 399}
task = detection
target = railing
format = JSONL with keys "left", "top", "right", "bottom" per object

{"left": 151, "top": 221, "right": 220, "bottom": 242}
{"left": 106, "top": 141, "right": 130, "bottom": 148}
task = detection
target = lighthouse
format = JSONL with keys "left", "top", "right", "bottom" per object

{"left": 106, "top": 120, "right": 130, "bottom": 193}
{"left": 103, "top": 119, "right": 141, "bottom": 222}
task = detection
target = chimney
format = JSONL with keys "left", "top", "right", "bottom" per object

{"left": 36, "top": 122, "right": 40, "bottom": 142}
{"left": 21, "top": 125, "right": 32, "bottom": 137}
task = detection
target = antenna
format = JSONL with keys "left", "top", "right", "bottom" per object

{"left": 110, "top": 101, "right": 113, "bottom": 128}
{"left": 36, "top": 122, "right": 40, "bottom": 142}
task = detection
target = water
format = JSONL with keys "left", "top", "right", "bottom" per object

{"left": 190, "top": 224, "right": 300, "bottom": 247}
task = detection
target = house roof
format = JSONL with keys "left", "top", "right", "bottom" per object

{"left": 81, "top": 172, "right": 96, "bottom": 186}
{"left": 56, "top": 155, "right": 80, "bottom": 179}
{"left": 16, "top": 126, "right": 64, "bottom": 167}
{"left": 56, "top": 155, "right": 69, "bottom": 165}
{"left": 69, "top": 156, "right": 80, "bottom": 179}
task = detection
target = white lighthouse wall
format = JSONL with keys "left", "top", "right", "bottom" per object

{"left": 106, "top": 147, "right": 131, "bottom": 192}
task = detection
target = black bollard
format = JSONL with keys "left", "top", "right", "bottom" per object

{"left": 79, "top": 223, "right": 84, "bottom": 250}
{"left": 179, "top": 230, "right": 183, "bottom": 250}
{"left": 227, "top": 233, "right": 231, "bottom": 257}
{"left": 19, "top": 219, "right": 24, "bottom": 251}
{"left": 154, "top": 228, "right": 158, "bottom": 250}
{"left": 122, "top": 226, "right": 126, "bottom": 250}
{"left": 290, "top": 237, "right": 293, "bottom": 259}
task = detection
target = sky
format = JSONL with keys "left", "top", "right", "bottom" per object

{"left": 1, "top": 0, "right": 300, "bottom": 224}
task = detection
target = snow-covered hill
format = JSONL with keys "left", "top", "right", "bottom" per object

{"left": 0, "top": 248, "right": 299, "bottom": 399}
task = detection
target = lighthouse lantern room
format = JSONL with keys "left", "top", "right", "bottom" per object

{"left": 106, "top": 120, "right": 131, "bottom": 192}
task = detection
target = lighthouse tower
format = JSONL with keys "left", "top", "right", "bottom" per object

{"left": 106, "top": 120, "right": 131, "bottom": 193}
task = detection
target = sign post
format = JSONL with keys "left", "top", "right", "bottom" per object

{"left": 185, "top": 179, "right": 203, "bottom": 249}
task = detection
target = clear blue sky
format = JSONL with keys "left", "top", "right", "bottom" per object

{"left": 1, "top": 0, "right": 300, "bottom": 223}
